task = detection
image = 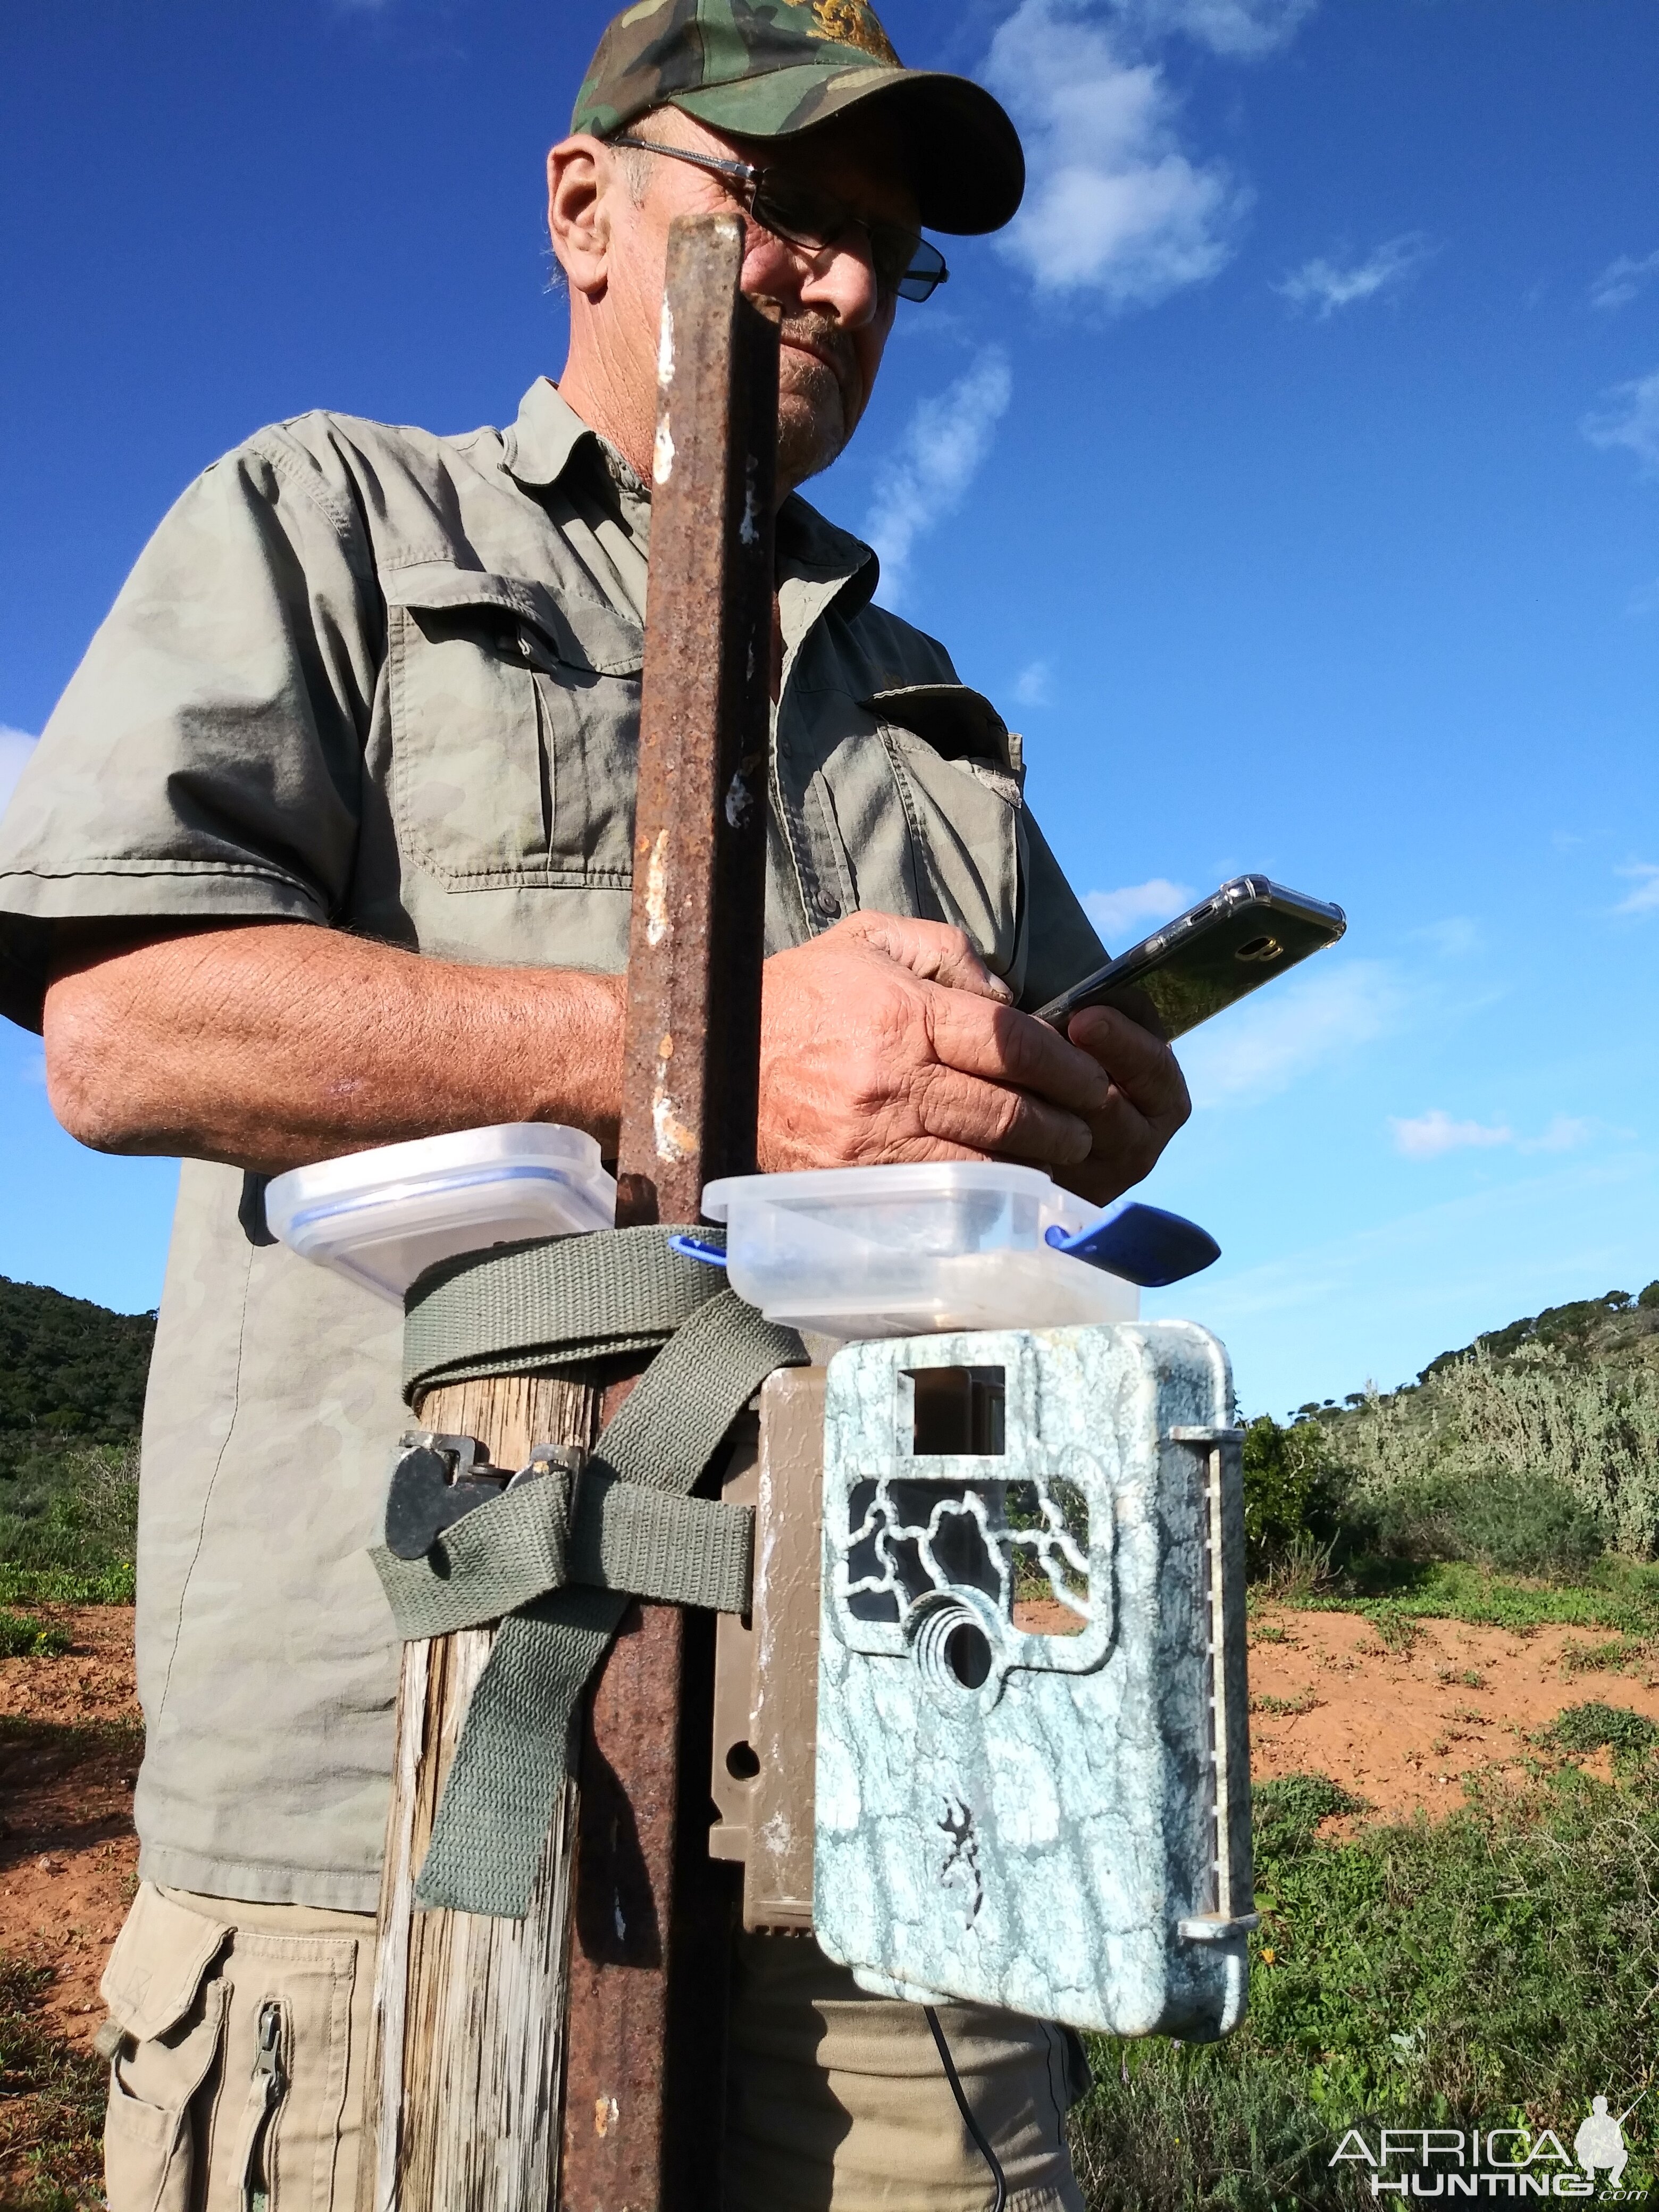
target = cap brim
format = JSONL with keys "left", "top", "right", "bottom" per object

{"left": 672, "top": 64, "right": 1024, "bottom": 237}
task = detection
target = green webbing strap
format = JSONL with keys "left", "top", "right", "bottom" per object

{"left": 373, "top": 1472, "right": 755, "bottom": 1637}
{"left": 403, "top": 1222, "right": 723, "bottom": 1402}
{"left": 397, "top": 1239, "right": 805, "bottom": 1918}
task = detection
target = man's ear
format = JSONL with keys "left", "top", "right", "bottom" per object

{"left": 547, "top": 135, "right": 613, "bottom": 303}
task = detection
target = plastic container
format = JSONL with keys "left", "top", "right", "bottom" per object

{"left": 700, "top": 1162, "right": 1142, "bottom": 1338}
{"left": 266, "top": 1124, "right": 616, "bottom": 1304}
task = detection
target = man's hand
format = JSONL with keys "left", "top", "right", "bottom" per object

{"left": 44, "top": 910, "right": 1188, "bottom": 1204}
{"left": 757, "top": 912, "right": 1189, "bottom": 1199}
{"left": 1051, "top": 1001, "right": 1192, "bottom": 1206}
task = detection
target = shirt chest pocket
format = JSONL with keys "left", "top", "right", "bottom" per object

{"left": 382, "top": 564, "right": 643, "bottom": 890}
{"left": 815, "top": 682, "right": 1029, "bottom": 985}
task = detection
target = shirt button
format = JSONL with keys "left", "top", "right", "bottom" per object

{"left": 816, "top": 887, "right": 841, "bottom": 918}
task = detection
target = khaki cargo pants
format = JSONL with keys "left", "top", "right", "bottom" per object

{"left": 100, "top": 1883, "right": 1086, "bottom": 2211}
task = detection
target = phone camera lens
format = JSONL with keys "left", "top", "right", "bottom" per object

{"left": 1235, "top": 935, "right": 1284, "bottom": 963}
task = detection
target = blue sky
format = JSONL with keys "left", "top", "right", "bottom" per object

{"left": 2, "top": 0, "right": 1656, "bottom": 1416}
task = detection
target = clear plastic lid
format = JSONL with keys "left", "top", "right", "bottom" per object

{"left": 266, "top": 1124, "right": 616, "bottom": 1304}
{"left": 700, "top": 1162, "right": 1137, "bottom": 1338}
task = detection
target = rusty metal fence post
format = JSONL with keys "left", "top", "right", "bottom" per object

{"left": 562, "top": 210, "right": 779, "bottom": 2212}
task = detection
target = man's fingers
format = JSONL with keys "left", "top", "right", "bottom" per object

{"left": 927, "top": 988, "right": 1114, "bottom": 1116}
{"left": 1066, "top": 1003, "right": 1192, "bottom": 1130}
{"left": 909, "top": 1062, "right": 1094, "bottom": 1164}
{"left": 836, "top": 911, "right": 1013, "bottom": 1001}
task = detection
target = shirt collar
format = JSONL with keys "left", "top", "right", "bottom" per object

{"left": 502, "top": 376, "right": 880, "bottom": 613}
{"left": 501, "top": 378, "right": 635, "bottom": 495}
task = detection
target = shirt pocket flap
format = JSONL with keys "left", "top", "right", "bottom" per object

{"left": 861, "top": 684, "right": 1023, "bottom": 784}
{"left": 380, "top": 562, "right": 643, "bottom": 677}
{"left": 101, "top": 1884, "right": 232, "bottom": 2041}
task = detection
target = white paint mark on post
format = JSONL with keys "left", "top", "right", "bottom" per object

{"left": 740, "top": 454, "right": 761, "bottom": 546}
{"left": 644, "top": 827, "right": 672, "bottom": 946}
{"left": 653, "top": 1088, "right": 695, "bottom": 1164}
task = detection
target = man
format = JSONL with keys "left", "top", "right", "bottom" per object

{"left": 0, "top": 2, "right": 1189, "bottom": 2205}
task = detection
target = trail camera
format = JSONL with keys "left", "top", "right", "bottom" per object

{"left": 811, "top": 1322, "right": 1255, "bottom": 2039}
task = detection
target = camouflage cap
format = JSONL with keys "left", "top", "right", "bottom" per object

{"left": 571, "top": 0, "right": 1024, "bottom": 237}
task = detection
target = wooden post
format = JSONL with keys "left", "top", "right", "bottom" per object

{"left": 358, "top": 211, "right": 777, "bottom": 2212}
{"left": 561, "top": 211, "right": 778, "bottom": 2212}
{"left": 358, "top": 1373, "right": 601, "bottom": 2212}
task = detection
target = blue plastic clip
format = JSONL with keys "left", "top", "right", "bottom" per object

{"left": 668, "top": 1232, "right": 728, "bottom": 1268}
{"left": 1045, "top": 1202, "right": 1220, "bottom": 1288}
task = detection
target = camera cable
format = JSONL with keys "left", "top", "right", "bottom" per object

{"left": 923, "top": 2003, "right": 1008, "bottom": 2212}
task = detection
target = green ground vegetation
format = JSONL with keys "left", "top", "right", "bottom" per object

{"left": 0, "top": 1277, "right": 149, "bottom": 1606}
{"left": 1071, "top": 1760, "right": 1659, "bottom": 2209}
{"left": 0, "top": 1954, "right": 106, "bottom": 2212}
{"left": 1069, "top": 1294, "right": 1659, "bottom": 2208}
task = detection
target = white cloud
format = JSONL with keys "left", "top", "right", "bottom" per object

{"left": 1389, "top": 1108, "right": 1593, "bottom": 1161}
{"left": 1013, "top": 659, "right": 1053, "bottom": 707}
{"left": 1582, "top": 368, "right": 1659, "bottom": 476}
{"left": 1083, "top": 876, "right": 1194, "bottom": 942}
{"left": 1276, "top": 233, "right": 1434, "bottom": 319}
{"left": 0, "top": 726, "right": 37, "bottom": 817}
{"left": 1111, "top": 0, "right": 1316, "bottom": 54}
{"left": 863, "top": 351, "right": 1012, "bottom": 602}
{"left": 1614, "top": 862, "right": 1659, "bottom": 916}
{"left": 1522, "top": 1115, "right": 1593, "bottom": 1155}
{"left": 984, "top": 0, "right": 1249, "bottom": 305}
{"left": 1413, "top": 916, "right": 1480, "bottom": 958}
{"left": 1179, "top": 956, "right": 1403, "bottom": 1107}
{"left": 1390, "top": 1109, "right": 1512, "bottom": 1161}
{"left": 1590, "top": 248, "right": 1659, "bottom": 312}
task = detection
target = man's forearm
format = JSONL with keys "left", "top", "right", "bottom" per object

{"left": 43, "top": 923, "right": 626, "bottom": 1174}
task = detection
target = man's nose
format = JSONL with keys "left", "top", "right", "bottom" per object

{"left": 796, "top": 227, "right": 882, "bottom": 329}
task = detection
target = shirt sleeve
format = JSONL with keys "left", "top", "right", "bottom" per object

{"left": 0, "top": 424, "right": 381, "bottom": 1030}
{"left": 1018, "top": 806, "right": 1109, "bottom": 1013}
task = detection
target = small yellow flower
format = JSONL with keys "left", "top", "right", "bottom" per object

{"left": 1261, "top": 1945, "right": 1277, "bottom": 1964}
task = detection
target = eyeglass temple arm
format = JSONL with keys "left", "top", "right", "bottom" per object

{"left": 607, "top": 136, "right": 760, "bottom": 194}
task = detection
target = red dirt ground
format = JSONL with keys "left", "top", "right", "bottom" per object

{"left": 1245, "top": 1602, "right": 1659, "bottom": 1821}
{"left": 3, "top": 1601, "right": 1657, "bottom": 2053}
{"left": 0, "top": 1606, "right": 142, "bottom": 2049}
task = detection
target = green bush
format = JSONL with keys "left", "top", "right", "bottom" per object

{"left": 1540, "top": 1700, "right": 1657, "bottom": 1770}
{"left": 1240, "top": 1417, "right": 1343, "bottom": 1574}
{"left": 1358, "top": 1465, "right": 1607, "bottom": 1580}
{"left": 0, "top": 1608, "right": 71, "bottom": 1658}
{"left": 1327, "top": 1346, "right": 1659, "bottom": 1560}
{"left": 0, "top": 1440, "right": 137, "bottom": 1594}
{"left": 1070, "top": 1766, "right": 1659, "bottom": 2209}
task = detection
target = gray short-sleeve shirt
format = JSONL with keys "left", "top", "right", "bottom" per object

{"left": 0, "top": 380, "right": 1105, "bottom": 1907}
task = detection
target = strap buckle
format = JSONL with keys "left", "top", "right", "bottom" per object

{"left": 383, "top": 1431, "right": 583, "bottom": 1561}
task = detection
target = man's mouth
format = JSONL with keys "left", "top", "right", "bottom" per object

{"left": 778, "top": 323, "right": 861, "bottom": 428}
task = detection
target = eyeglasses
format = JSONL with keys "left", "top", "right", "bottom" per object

{"left": 608, "top": 135, "right": 949, "bottom": 303}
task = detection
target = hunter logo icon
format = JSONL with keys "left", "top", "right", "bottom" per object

{"left": 1575, "top": 2095, "right": 1637, "bottom": 2190}
{"left": 809, "top": 0, "right": 901, "bottom": 66}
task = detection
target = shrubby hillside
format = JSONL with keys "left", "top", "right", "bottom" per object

{"left": 0, "top": 1276, "right": 152, "bottom": 1600}
{"left": 1242, "top": 1280, "right": 1659, "bottom": 1591}
{"left": 0, "top": 1276, "right": 155, "bottom": 1444}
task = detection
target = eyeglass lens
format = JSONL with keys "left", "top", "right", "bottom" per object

{"left": 750, "top": 171, "right": 948, "bottom": 301}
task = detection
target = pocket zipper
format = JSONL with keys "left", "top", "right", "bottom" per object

{"left": 244, "top": 2000, "right": 288, "bottom": 2212}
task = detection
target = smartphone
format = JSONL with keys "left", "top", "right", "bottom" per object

{"left": 1035, "top": 876, "right": 1347, "bottom": 1041}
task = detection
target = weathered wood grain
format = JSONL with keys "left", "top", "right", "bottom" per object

{"left": 358, "top": 1370, "right": 599, "bottom": 2212}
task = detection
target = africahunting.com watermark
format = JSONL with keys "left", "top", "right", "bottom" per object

{"left": 1331, "top": 2099, "right": 1648, "bottom": 2198}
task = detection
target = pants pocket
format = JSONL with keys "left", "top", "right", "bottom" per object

{"left": 204, "top": 1930, "right": 359, "bottom": 2212}
{"left": 103, "top": 1978, "right": 228, "bottom": 2212}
